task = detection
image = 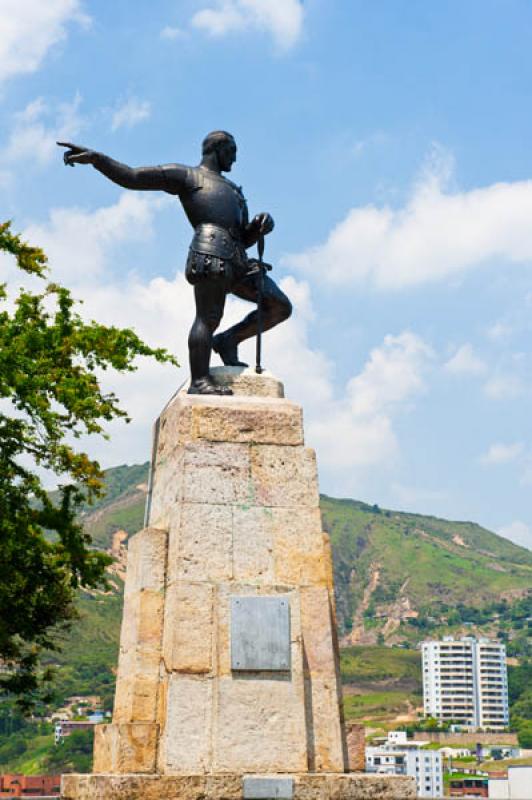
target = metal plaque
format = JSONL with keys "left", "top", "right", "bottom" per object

{"left": 231, "top": 596, "right": 290, "bottom": 671}
{"left": 243, "top": 778, "right": 294, "bottom": 800}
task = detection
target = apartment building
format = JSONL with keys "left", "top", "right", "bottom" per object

{"left": 366, "top": 731, "right": 444, "bottom": 798}
{"left": 422, "top": 637, "right": 509, "bottom": 730}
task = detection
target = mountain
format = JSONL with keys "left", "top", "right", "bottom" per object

{"left": 322, "top": 495, "right": 531, "bottom": 649}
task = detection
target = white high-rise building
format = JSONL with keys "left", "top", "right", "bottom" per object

{"left": 422, "top": 637, "right": 509, "bottom": 730}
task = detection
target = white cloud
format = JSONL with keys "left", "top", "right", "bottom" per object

{"left": 444, "top": 343, "right": 487, "bottom": 376}
{"left": 306, "top": 331, "right": 434, "bottom": 474}
{"left": 483, "top": 373, "right": 524, "bottom": 400}
{"left": 160, "top": 26, "right": 187, "bottom": 40}
{"left": 480, "top": 442, "right": 524, "bottom": 466}
{"left": 111, "top": 97, "right": 151, "bottom": 132}
{"left": 497, "top": 520, "right": 532, "bottom": 551}
{"left": 0, "top": 0, "right": 90, "bottom": 85}
{"left": 191, "top": 0, "right": 304, "bottom": 51}
{"left": 22, "top": 193, "right": 164, "bottom": 284}
{"left": 286, "top": 160, "right": 532, "bottom": 290}
{"left": 486, "top": 321, "right": 513, "bottom": 342}
{"left": 1, "top": 94, "right": 84, "bottom": 168}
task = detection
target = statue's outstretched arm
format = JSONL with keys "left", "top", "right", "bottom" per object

{"left": 57, "top": 142, "right": 187, "bottom": 193}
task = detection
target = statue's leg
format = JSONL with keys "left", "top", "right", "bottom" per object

{"left": 188, "top": 277, "right": 232, "bottom": 394}
{"left": 213, "top": 273, "right": 292, "bottom": 366}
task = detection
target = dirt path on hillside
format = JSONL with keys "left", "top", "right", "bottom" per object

{"left": 342, "top": 563, "right": 381, "bottom": 645}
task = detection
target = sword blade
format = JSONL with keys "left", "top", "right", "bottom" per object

{"left": 255, "top": 233, "right": 265, "bottom": 374}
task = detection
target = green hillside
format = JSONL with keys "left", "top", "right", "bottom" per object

{"left": 322, "top": 496, "right": 532, "bottom": 648}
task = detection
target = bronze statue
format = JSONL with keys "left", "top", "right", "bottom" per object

{"left": 58, "top": 132, "right": 292, "bottom": 395}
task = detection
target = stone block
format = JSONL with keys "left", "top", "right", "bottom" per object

{"left": 250, "top": 446, "right": 319, "bottom": 507}
{"left": 124, "top": 527, "right": 167, "bottom": 596}
{"left": 148, "top": 448, "right": 184, "bottom": 527}
{"left": 346, "top": 722, "right": 365, "bottom": 772}
{"left": 232, "top": 506, "right": 275, "bottom": 583}
{"left": 167, "top": 502, "right": 233, "bottom": 583}
{"left": 300, "top": 587, "right": 338, "bottom": 677}
{"left": 113, "top": 674, "right": 160, "bottom": 723}
{"left": 182, "top": 442, "right": 252, "bottom": 505}
{"left": 92, "top": 722, "right": 158, "bottom": 774}
{"left": 118, "top": 588, "right": 164, "bottom": 653}
{"left": 303, "top": 676, "right": 346, "bottom": 772}
{"left": 62, "top": 773, "right": 417, "bottom": 800}
{"left": 179, "top": 395, "right": 304, "bottom": 446}
{"left": 271, "top": 508, "right": 328, "bottom": 587}
{"left": 159, "top": 675, "right": 212, "bottom": 773}
{"left": 213, "top": 675, "right": 307, "bottom": 773}
{"left": 324, "top": 774, "right": 416, "bottom": 799}
{"left": 163, "top": 581, "right": 213, "bottom": 673}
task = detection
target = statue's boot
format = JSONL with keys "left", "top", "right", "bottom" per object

{"left": 188, "top": 377, "right": 233, "bottom": 396}
{"left": 212, "top": 332, "right": 249, "bottom": 367}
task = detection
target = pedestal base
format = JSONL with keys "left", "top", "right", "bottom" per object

{"left": 61, "top": 772, "right": 417, "bottom": 800}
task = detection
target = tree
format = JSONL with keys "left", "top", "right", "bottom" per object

{"left": 0, "top": 222, "right": 177, "bottom": 707}
{"left": 45, "top": 729, "right": 94, "bottom": 773}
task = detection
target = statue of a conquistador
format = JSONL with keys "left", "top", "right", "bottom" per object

{"left": 59, "top": 131, "right": 292, "bottom": 395}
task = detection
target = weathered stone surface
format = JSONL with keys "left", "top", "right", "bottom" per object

{"left": 167, "top": 502, "right": 233, "bottom": 583}
{"left": 159, "top": 394, "right": 304, "bottom": 446}
{"left": 182, "top": 442, "right": 252, "bottom": 505}
{"left": 124, "top": 527, "right": 167, "bottom": 596}
{"left": 232, "top": 506, "right": 275, "bottom": 583}
{"left": 62, "top": 772, "right": 416, "bottom": 800}
{"left": 113, "top": 587, "right": 164, "bottom": 723}
{"left": 159, "top": 675, "right": 212, "bottom": 773}
{"left": 300, "top": 587, "right": 338, "bottom": 677}
{"left": 345, "top": 723, "right": 365, "bottom": 772}
{"left": 163, "top": 581, "right": 213, "bottom": 673}
{"left": 118, "top": 589, "right": 164, "bottom": 655}
{"left": 324, "top": 774, "right": 416, "bottom": 799}
{"left": 113, "top": 674, "right": 160, "bottom": 723}
{"left": 271, "top": 508, "right": 328, "bottom": 586}
{"left": 303, "top": 675, "right": 346, "bottom": 772}
{"left": 92, "top": 722, "right": 158, "bottom": 774}
{"left": 300, "top": 587, "right": 346, "bottom": 772}
{"left": 213, "top": 676, "right": 308, "bottom": 773}
{"left": 250, "top": 446, "right": 319, "bottom": 507}
{"left": 148, "top": 448, "right": 184, "bottom": 528}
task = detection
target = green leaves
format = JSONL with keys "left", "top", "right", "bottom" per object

{"left": 0, "top": 221, "right": 178, "bottom": 707}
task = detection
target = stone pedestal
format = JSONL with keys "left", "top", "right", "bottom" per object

{"left": 62, "top": 369, "right": 416, "bottom": 800}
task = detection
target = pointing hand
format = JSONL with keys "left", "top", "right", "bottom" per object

{"left": 57, "top": 141, "right": 98, "bottom": 167}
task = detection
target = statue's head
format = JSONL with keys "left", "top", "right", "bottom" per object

{"left": 202, "top": 130, "right": 236, "bottom": 172}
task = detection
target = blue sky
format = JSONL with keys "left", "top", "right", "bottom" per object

{"left": 1, "top": 0, "right": 532, "bottom": 549}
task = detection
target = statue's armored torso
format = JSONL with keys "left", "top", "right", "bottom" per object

{"left": 166, "top": 165, "right": 249, "bottom": 239}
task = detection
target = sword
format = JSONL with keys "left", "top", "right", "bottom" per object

{"left": 255, "top": 233, "right": 265, "bottom": 374}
